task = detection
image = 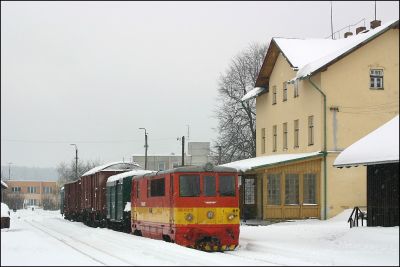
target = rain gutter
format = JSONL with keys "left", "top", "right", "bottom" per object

{"left": 307, "top": 76, "right": 328, "bottom": 220}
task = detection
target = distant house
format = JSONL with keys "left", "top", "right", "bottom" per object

{"left": 3, "top": 180, "right": 59, "bottom": 210}
{"left": 232, "top": 19, "right": 399, "bottom": 221}
{"left": 133, "top": 142, "right": 211, "bottom": 171}
{"left": 334, "top": 115, "right": 399, "bottom": 226}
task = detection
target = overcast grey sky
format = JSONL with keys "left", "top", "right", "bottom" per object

{"left": 1, "top": 1, "right": 399, "bottom": 168}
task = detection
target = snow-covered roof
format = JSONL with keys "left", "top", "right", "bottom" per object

{"left": 1, "top": 180, "right": 8, "bottom": 189}
{"left": 241, "top": 87, "right": 267, "bottom": 101}
{"left": 274, "top": 19, "right": 398, "bottom": 81}
{"left": 334, "top": 115, "right": 399, "bottom": 168}
{"left": 221, "top": 151, "right": 322, "bottom": 172}
{"left": 1, "top": 202, "right": 10, "bottom": 217}
{"left": 81, "top": 161, "right": 141, "bottom": 177}
{"left": 107, "top": 169, "right": 155, "bottom": 184}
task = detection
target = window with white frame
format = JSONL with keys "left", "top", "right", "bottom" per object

{"left": 158, "top": 162, "right": 165, "bottom": 171}
{"left": 261, "top": 128, "right": 266, "bottom": 154}
{"left": 283, "top": 82, "right": 287, "bottom": 101}
{"left": 370, "top": 69, "right": 383, "bottom": 89}
{"left": 12, "top": 187, "right": 21, "bottom": 193}
{"left": 43, "top": 186, "right": 53, "bottom": 194}
{"left": 272, "top": 125, "right": 277, "bottom": 152}
{"left": 28, "top": 199, "right": 38, "bottom": 206}
{"left": 267, "top": 174, "right": 281, "bottom": 205}
{"left": 294, "top": 80, "right": 299, "bottom": 97}
{"left": 27, "top": 186, "right": 37, "bottom": 194}
{"left": 294, "top": 119, "right": 299, "bottom": 148}
{"left": 285, "top": 174, "right": 299, "bottom": 204}
{"left": 283, "top": 122, "right": 288, "bottom": 150}
{"left": 308, "top": 115, "right": 314, "bottom": 146}
{"left": 272, "top": 86, "right": 277, "bottom": 105}
{"left": 244, "top": 178, "right": 255, "bottom": 204}
{"left": 303, "top": 173, "right": 317, "bottom": 204}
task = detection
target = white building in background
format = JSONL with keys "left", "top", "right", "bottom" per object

{"left": 132, "top": 142, "right": 211, "bottom": 171}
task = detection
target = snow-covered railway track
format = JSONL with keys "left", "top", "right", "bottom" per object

{"left": 25, "top": 220, "right": 138, "bottom": 266}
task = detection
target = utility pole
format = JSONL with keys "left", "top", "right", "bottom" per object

{"left": 139, "top": 128, "right": 148, "bottom": 169}
{"left": 216, "top": 145, "right": 222, "bottom": 165}
{"left": 70, "top": 144, "right": 78, "bottom": 180}
{"left": 181, "top": 136, "right": 185, "bottom": 166}
{"left": 8, "top": 162, "right": 13, "bottom": 180}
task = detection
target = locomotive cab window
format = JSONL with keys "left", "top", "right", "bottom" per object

{"left": 204, "top": 176, "right": 216, "bottom": 196}
{"left": 219, "top": 176, "right": 235, "bottom": 197}
{"left": 179, "top": 175, "right": 200, "bottom": 197}
{"left": 148, "top": 178, "right": 165, "bottom": 197}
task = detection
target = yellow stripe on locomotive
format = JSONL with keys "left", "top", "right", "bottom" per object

{"left": 133, "top": 207, "right": 240, "bottom": 225}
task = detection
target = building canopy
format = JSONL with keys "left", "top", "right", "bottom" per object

{"left": 334, "top": 115, "right": 399, "bottom": 168}
{"left": 221, "top": 151, "right": 322, "bottom": 172}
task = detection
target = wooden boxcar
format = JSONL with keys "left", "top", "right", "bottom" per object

{"left": 80, "top": 162, "right": 141, "bottom": 227}
{"left": 60, "top": 186, "right": 65, "bottom": 216}
{"left": 131, "top": 165, "right": 240, "bottom": 252}
{"left": 106, "top": 169, "right": 154, "bottom": 232}
{"left": 63, "top": 179, "right": 81, "bottom": 221}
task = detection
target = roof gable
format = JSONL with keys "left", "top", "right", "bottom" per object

{"left": 256, "top": 19, "right": 399, "bottom": 87}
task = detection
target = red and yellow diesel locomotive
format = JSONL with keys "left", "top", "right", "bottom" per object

{"left": 131, "top": 165, "right": 240, "bottom": 251}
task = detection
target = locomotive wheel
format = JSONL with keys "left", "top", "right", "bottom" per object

{"left": 195, "top": 237, "right": 221, "bottom": 252}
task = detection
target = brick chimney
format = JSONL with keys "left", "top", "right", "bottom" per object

{"left": 356, "top": 26, "right": 367, "bottom": 34}
{"left": 370, "top": 20, "right": 381, "bottom": 29}
{"left": 344, "top": 31, "right": 353, "bottom": 38}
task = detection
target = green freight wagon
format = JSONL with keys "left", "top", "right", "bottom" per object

{"left": 106, "top": 169, "right": 154, "bottom": 232}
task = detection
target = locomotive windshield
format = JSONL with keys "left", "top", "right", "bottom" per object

{"left": 179, "top": 175, "right": 200, "bottom": 197}
{"left": 203, "top": 176, "right": 216, "bottom": 196}
{"left": 219, "top": 176, "right": 236, "bottom": 196}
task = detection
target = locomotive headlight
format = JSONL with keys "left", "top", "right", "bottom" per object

{"left": 185, "top": 213, "right": 194, "bottom": 222}
{"left": 207, "top": 210, "right": 214, "bottom": 219}
{"left": 227, "top": 213, "right": 235, "bottom": 221}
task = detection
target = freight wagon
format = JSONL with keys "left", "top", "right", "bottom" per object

{"left": 80, "top": 162, "right": 141, "bottom": 227}
{"left": 106, "top": 169, "right": 154, "bottom": 232}
{"left": 62, "top": 161, "right": 141, "bottom": 227}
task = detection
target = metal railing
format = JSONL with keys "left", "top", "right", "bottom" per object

{"left": 348, "top": 206, "right": 367, "bottom": 228}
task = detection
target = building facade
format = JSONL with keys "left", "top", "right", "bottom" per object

{"left": 133, "top": 142, "right": 211, "bottom": 171}
{"left": 3, "top": 180, "right": 59, "bottom": 210}
{"left": 239, "top": 19, "right": 399, "bottom": 220}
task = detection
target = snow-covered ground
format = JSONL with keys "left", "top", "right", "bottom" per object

{"left": 1, "top": 208, "right": 398, "bottom": 266}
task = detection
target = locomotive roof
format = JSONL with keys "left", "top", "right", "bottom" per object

{"left": 106, "top": 169, "right": 155, "bottom": 184}
{"left": 81, "top": 161, "right": 141, "bottom": 177}
{"left": 132, "top": 165, "right": 238, "bottom": 179}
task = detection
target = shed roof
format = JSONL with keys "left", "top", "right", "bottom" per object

{"left": 221, "top": 151, "right": 323, "bottom": 172}
{"left": 334, "top": 115, "right": 399, "bottom": 168}
{"left": 107, "top": 169, "right": 155, "bottom": 184}
{"left": 81, "top": 161, "right": 141, "bottom": 177}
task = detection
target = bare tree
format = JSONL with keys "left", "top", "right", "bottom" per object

{"left": 3, "top": 191, "right": 24, "bottom": 210}
{"left": 213, "top": 42, "right": 268, "bottom": 164}
{"left": 57, "top": 159, "right": 101, "bottom": 186}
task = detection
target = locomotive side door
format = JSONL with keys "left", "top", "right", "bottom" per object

{"left": 168, "top": 174, "right": 174, "bottom": 233}
{"left": 132, "top": 180, "right": 138, "bottom": 222}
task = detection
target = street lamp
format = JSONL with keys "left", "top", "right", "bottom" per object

{"left": 70, "top": 144, "right": 78, "bottom": 180}
{"left": 7, "top": 162, "right": 13, "bottom": 180}
{"left": 139, "top": 128, "right": 148, "bottom": 170}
